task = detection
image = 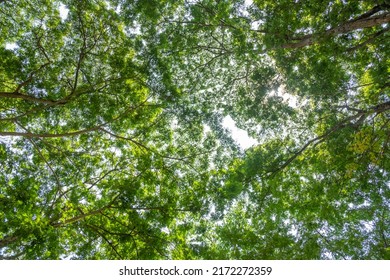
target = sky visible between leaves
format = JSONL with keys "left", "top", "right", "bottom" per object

{"left": 56, "top": 3, "right": 259, "bottom": 151}
{"left": 2, "top": 0, "right": 388, "bottom": 260}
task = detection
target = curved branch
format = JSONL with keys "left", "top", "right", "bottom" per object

{"left": 269, "top": 101, "right": 390, "bottom": 175}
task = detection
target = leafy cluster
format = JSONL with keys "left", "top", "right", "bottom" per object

{"left": 0, "top": 0, "right": 389, "bottom": 259}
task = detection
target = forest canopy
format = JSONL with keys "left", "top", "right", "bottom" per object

{"left": 0, "top": 0, "right": 389, "bottom": 260}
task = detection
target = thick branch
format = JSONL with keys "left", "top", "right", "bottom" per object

{"left": 281, "top": 12, "right": 390, "bottom": 49}
{"left": 0, "top": 91, "right": 67, "bottom": 105}
{"left": 352, "top": 4, "right": 390, "bottom": 22}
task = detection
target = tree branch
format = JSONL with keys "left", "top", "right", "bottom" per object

{"left": 0, "top": 125, "right": 101, "bottom": 138}
{"left": 352, "top": 4, "right": 390, "bottom": 22}
{"left": 0, "top": 235, "right": 19, "bottom": 249}
{"left": 280, "top": 12, "right": 390, "bottom": 49}
{"left": 0, "top": 91, "right": 68, "bottom": 105}
{"left": 85, "top": 223, "right": 124, "bottom": 259}
{"left": 315, "top": 229, "right": 347, "bottom": 260}
{"left": 52, "top": 194, "right": 120, "bottom": 227}
{"left": 13, "top": 62, "right": 50, "bottom": 93}
{"left": 0, "top": 251, "right": 24, "bottom": 260}
{"left": 269, "top": 101, "right": 390, "bottom": 175}
{"left": 347, "top": 27, "right": 389, "bottom": 52}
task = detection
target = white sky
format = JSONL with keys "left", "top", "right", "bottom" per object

{"left": 223, "top": 116, "right": 257, "bottom": 150}
{"left": 59, "top": 3, "right": 69, "bottom": 21}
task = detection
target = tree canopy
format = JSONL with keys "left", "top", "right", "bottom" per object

{"left": 0, "top": 0, "right": 389, "bottom": 260}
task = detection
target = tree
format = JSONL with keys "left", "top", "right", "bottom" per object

{"left": 1, "top": 0, "right": 389, "bottom": 259}
{"left": 0, "top": 0, "right": 238, "bottom": 259}
{"left": 152, "top": 0, "right": 389, "bottom": 259}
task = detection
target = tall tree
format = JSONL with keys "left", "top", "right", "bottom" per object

{"left": 152, "top": 0, "right": 389, "bottom": 259}
{"left": 0, "top": 0, "right": 237, "bottom": 259}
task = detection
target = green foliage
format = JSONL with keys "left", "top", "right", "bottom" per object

{"left": 0, "top": 0, "right": 389, "bottom": 260}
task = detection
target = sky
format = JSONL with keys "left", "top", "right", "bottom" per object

{"left": 222, "top": 116, "right": 257, "bottom": 150}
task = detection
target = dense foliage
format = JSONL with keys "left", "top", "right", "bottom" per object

{"left": 0, "top": 0, "right": 389, "bottom": 259}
